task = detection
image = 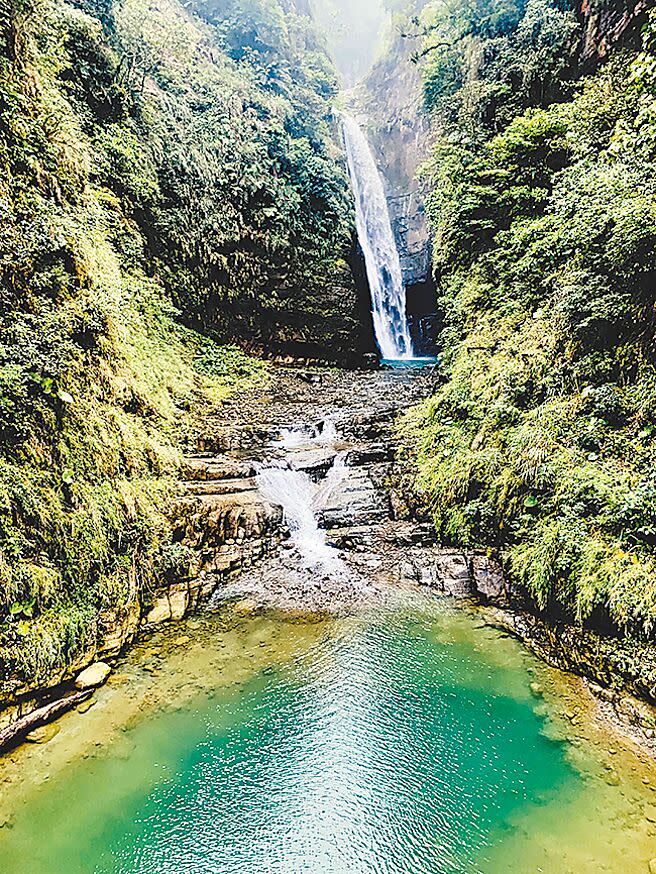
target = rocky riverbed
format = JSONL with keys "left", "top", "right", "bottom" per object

{"left": 3, "top": 363, "right": 656, "bottom": 764}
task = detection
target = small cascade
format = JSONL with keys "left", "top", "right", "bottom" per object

{"left": 274, "top": 418, "right": 338, "bottom": 449}
{"left": 314, "top": 451, "right": 346, "bottom": 509}
{"left": 257, "top": 464, "right": 339, "bottom": 568}
{"left": 257, "top": 424, "right": 347, "bottom": 573}
{"left": 342, "top": 115, "right": 414, "bottom": 362}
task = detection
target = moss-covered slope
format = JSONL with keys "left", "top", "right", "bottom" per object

{"left": 400, "top": 0, "right": 656, "bottom": 635}
{"left": 0, "top": 0, "right": 355, "bottom": 689}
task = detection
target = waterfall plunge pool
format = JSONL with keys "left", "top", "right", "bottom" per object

{"left": 380, "top": 355, "right": 439, "bottom": 369}
{"left": 1, "top": 602, "right": 655, "bottom": 873}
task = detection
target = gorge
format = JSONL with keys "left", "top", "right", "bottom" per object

{"left": 2, "top": 0, "right": 656, "bottom": 870}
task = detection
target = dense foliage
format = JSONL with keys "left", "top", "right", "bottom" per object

{"left": 0, "top": 0, "right": 353, "bottom": 688}
{"left": 401, "top": 1, "right": 656, "bottom": 633}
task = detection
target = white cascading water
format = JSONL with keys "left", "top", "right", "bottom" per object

{"left": 342, "top": 115, "right": 414, "bottom": 361}
{"left": 257, "top": 426, "right": 347, "bottom": 572}
{"left": 257, "top": 464, "right": 337, "bottom": 567}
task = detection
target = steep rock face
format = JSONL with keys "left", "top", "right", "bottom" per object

{"left": 579, "top": 0, "right": 650, "bottom": 61}
{"left": 226, "top": 245, "right": 376, "bottom": 364}
{"left": 354, "top": 34, "right": 433, "bottom": 289}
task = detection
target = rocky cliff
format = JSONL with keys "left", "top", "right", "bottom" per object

{"left": 351, "top": 22, "right": 437, "bottom": 353}
{"left": 579, "top": 0, "right": 651, "bottom": 61}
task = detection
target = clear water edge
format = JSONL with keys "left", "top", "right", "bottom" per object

{"left": 0, "top": 600, "right": 655, "bottom": 873}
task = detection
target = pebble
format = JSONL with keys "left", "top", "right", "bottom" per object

{"left": 644, "top": 804, "right": 656, "bottom": 823}
{"left": 648, "top": 859, "right": 656, "bottom": 874}
{"left": 26, "top": 723, "right": 60, "bottom": 744}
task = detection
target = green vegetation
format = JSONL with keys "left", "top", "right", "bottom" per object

{"left": 0, "top": 0, "right": 353, "bottom": 688}
{"left": 401, "top": 1, "right": 656, "bottom": 633}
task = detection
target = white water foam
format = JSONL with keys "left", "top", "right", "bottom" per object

{"left": 257, "top": 462, "right": 344, "bottom": 572}
{"left": 258, "top": 422, "right": 347, "bottom": 574}
{"left": 342, "top": 115, "right": 414, "bottom": 361}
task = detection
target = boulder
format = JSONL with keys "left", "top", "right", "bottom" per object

{"left": 471, "top": 555, "right": 506, "bottom": 603}
{"left": 75, "top": 662, "right": 111, "bottom": 690}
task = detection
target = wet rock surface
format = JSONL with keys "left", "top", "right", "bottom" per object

{"left": 173, "top": 365, "right": 464, "bottom": 614}
{"left": 176, "top": 364, "right": 504, "bottom": 616}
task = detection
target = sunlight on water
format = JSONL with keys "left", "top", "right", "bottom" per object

{"left": 1, "top": 605, "right": 655, "bottom": 873}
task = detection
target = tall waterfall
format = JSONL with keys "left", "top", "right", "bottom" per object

{"left": 342, "top": 115, "right": 414, "bottom": 361}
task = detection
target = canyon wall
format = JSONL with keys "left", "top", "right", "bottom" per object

{"left": 351, "top": 24, "right": 437, "bottom": 353}
{"left": 579, "top": 0, "right": 651, "bottom": 61}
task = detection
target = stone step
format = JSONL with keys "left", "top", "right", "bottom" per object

{"left": 184, "top": 478, "right": 257, "bottom": 496}
{"left": 171, "top": 491, "right": 284, "bottom": 548}
{"left": 181, "top": 455, "right": 256, "bottom": 481}
{"left": 195, "top": 425, "right": 271, "bottom": 454}
{"left": 282, "top": 446, "right": 337, "bottom": 476}
{"left": 345, "top": 444, "right": 394, "bottom": 466}
{"left": 325, "top": 526, "right": 379, "bottom": 549}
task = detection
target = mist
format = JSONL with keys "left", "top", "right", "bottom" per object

{"left": 310, "top": 0, "right": 389, "bottom": 86}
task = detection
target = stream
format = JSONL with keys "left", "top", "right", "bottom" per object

{"left": 1, "top": 107, "right": 655, "bottom": 874}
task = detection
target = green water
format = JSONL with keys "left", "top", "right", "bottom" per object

{"left": 1, "top": 605, "right": 655, "bottom": 873}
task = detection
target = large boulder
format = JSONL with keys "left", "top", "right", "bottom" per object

{"left": 471, "top": 555, "right": 506, "bottom": 604}
{"left": 75, "top": 662, "right": 111, "bottom": 690}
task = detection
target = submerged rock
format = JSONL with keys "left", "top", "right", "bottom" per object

{"left": 233, "top": 598, "right": 258, "bottom": 616}
{"left": 26, "top": 723, "right": 60, "bottom": 744}
{"left": 75, "top": 662, "right": 111, "bottom": 690}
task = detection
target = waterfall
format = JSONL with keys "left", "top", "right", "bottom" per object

{"left": 257, "top": 433, "right": 347, "bottom": 572}
{"left": 257, "top": 464, "right": 335, "bottom": 567}
{"left": 342, "top": 115, "right": 414, "bottom": 361}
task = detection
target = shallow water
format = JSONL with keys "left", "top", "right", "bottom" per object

{"left": 1, "top": 603, "right": 655, "bottom": 873}
{"left": 380, "top": 356, "right": 438, "bottom": 368}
